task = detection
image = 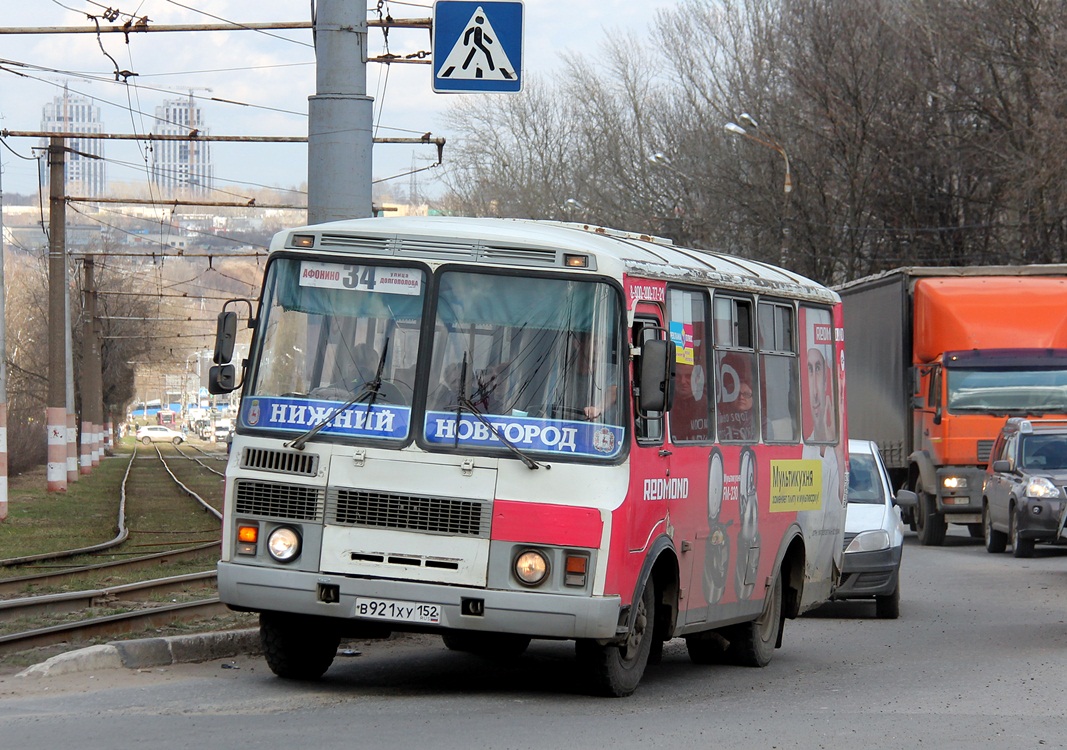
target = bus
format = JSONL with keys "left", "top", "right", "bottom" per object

{"left": 208, "top": 217, "right": 847, "bottom": 697}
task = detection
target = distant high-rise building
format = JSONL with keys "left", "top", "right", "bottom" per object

{"left": 40, "top": 86, "right": 107, "bottom": 196}
{"left": 151, "top": 97, "right": 214, "bottom": 194}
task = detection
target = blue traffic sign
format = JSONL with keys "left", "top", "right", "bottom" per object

{"left": 433, "top": 1, "right": 524, "bottom": 93}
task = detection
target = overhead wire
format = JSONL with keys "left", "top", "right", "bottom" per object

{"left": 163, "top": 0, "right": 315, "bottom": 48}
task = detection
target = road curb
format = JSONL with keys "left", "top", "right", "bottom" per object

{"left": 16, "top": 629, "right": 261, "bottom": 678}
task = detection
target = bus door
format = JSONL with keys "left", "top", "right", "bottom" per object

{"left": 629, "top": 307, "right": 674, "bottom": 561}
{"left": 664, "top": 286, "right": 715, "bottom": 624}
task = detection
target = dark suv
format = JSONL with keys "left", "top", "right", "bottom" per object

{"left": 983, "top": 418, "right": 1067, "bottom": 557}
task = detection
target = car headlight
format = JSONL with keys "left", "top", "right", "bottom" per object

{"left": 514, "top": 549, "right": 549, "bottom": 586}
{"left": 267, "top": 526, "right": 301, "bottom": 562}
{"left": 845, "top": 529, "right": 891, "bottom": 554}
{"left": 1025, "top": 477, "right": 1060, "bottom": 499}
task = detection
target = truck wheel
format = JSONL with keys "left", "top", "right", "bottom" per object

{"left": 260, "top": 612, "right": 340, "bottom": 680}
{"left": 1010, "top": 510, "right": 1035, "bottom": 558}
{"left": 983, "top": 503, "right": 1007, "bottom": 553}
{"left": 576, "top": 578, "right": 655, "bottom": 697}
{"left": 914, "top": 478, "right": 947, "bottom": 546}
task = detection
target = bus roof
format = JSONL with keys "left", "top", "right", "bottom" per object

{"left": 271, "top": 216, "right": 838, "bottom": 305}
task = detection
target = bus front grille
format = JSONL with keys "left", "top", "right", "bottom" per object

{"left": 328, "top": 488, "right": 490, "bottom": 538}
{"left": 235, "top": 479, "right": 324, "bottom": 521}
{"left": 240, "top": 447, "right": 319, "bottom": 477}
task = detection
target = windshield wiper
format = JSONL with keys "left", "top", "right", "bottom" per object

{"left": 450, "top": 354, "right": 542, "bottom": 470}
{"left": 285, "top": 339, "right": 390, "bottom": 451}
{"left": 359, "top": 338, "right": 390, "bottom": 412}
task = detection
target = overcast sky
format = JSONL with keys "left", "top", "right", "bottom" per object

{"left": 0, "top": 1, "right": 670, "bottom": 201}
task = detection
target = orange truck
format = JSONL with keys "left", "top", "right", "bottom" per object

{"left": 838, "top": 266, "right": 1067, "bottom": 545}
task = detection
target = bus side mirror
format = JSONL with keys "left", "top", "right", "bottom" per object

{"left": 213, "top": 311, "right": 238, "bottom": 364}
{"left": 208, "top": 363, "right": 236, "bottom": 395}
{"left": 639, "top": 339, "right": 676, "bottom": 413}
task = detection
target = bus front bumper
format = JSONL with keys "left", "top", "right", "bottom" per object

{"left": 218, "top": 561, "right": 623, "bottom": 640}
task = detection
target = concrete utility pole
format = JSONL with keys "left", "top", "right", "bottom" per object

{"left": 0, "top": 156, "right": 8, "bottom": 520}
{"left": 80, "top": 258, "right": 104, "bottom": 474}
{"left": 47, "top": 137, "right": 68, "bottom": 492}
{"left": 308, "top": 0, "right": 373, "bottom": 224}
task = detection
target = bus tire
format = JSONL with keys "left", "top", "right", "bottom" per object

{"left": 576, "top": 579, "right": 655, "bottom": 697}
{"left": 723, "top": 571, "right": 782, "bottom": 667}
{"left": 260, "top": 612, "right": 340, "bottom": 680}
{"left": 441, "top": 631, "right": 531, "bottom": 658}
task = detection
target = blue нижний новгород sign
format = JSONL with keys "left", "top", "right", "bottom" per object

{"left": 433, "top": 1, "right": 523, "bottom": 93}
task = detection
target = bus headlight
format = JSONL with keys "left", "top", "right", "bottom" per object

{"left": 267, "top": 526, "right": 302, "bottom": 563}
{"left": 514, "top": 549, "right": 549, "bottom": 586}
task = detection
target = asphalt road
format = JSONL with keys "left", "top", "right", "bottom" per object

{"left": 1, "top": 527, "right": 1065, "bottom": 750}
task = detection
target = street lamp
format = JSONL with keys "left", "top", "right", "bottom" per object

{"left": 724, "top": 117, "right": 792, "bottom": 194}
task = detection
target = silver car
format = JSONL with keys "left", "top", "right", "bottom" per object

{"left": 831, "top": 439, "right": 912, "bottom": 619}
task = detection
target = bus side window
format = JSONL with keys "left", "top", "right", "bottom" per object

{"left": 633, "top": 318, "right": 663, "bottom": 443}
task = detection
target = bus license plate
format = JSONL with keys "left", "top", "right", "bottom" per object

{"left": 354, "top": 597, "right": 441, "bottom": 624}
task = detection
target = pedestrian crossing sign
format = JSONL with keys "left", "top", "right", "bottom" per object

{"left": 433, "top": 1, "right": 524, "bottom": 93}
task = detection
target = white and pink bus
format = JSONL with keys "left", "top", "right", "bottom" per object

{"left": 209, "top": 217, "right": 847, "bottom": 697}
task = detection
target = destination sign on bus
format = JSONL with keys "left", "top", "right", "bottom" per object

{"left": 299, "top": 262, "right": 422, "bottom": 295}
{"left": 424, "top": 411, "right": 624, "bottom": 458}
{"left": 244, "top": 396, "right": 410, "bottom": 440}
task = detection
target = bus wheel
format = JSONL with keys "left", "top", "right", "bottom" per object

{"left": 442, "top": 631, "right": 531, "bottom": 658}
{"left": 914, "top": 477, "right": 947, "bottom": 546}
{"left": 576, "top": 579, "right": 655, "bottom": 697}
{"left": 723, "top": 572, "right": 782, "bottom": 667}
{"left": 260, "top": 612, "right": 340, "bottom": 680}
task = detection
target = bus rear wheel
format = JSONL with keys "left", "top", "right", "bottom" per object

{"left": 576, "top": 578, "right": 655, "bottom": 697}
{"left": 260, "top": 612, "right": 340, "bottom": 680}
{"left": 721, "top": 571, "right": 782, "bottom": 667}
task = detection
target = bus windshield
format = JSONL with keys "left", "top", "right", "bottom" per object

{"left": 244, "top": 257, "right": 426, "bottom": 442}
{"left": 421, "top": 271, "right": 625, "bottom": 460}
{"left": 242, "top": 259, "right": 626, "bottom": 458}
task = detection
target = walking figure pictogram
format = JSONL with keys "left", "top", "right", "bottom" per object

{"left": 437, "top": 5, "right": 516, "bottom": 82}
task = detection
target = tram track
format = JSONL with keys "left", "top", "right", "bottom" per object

{"left": 0, "top": 443, "right": 238, "bottom": 660}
